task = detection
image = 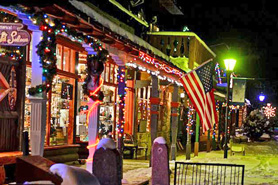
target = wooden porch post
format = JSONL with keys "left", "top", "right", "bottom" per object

{"left": 117, "top": 66, "right": 126, "bottom": 154}
{"left": 170, "top": 85, "right": 179, "bottom": 160}
{"left": 207, "top": 129, "right": 211, "bottom": 152}
{"left": 194, "top": 113, "right": 200, "bottom": 156}
{"left": 150, "top": 75, "right": 160, "bottom": 145}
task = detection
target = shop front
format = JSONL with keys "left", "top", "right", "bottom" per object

{"left": 0, "top": 9, "right": 31, "bottom": 183}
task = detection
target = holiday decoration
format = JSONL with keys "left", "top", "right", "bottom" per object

{"left": 186, "top": 99, "right": 194, "bottom": 135}
{"left": 125, "top": 62, "right": 183, "bottom": 86}
{"left": 0, "top": 49, "right": 23, "bottom": 60}
{"left": 139, "top": 51, "right": 184, "bottom": 77}
{"left": 215, "top": 63, "right": 222, "bottom": 84}
{"left": 243, "top": 109, "right": 275, "bottom": 141}
{"left": 83, "top": 49, "right": 109, "bottom": 101}
{"left": 263, "top": 103, "right": 276, "bottom": 119}
{"left": 13, "top": 8, "right": 111, "bottom": 96}
{"left": 116, "top": 67, "right": 126, "bottom": 138}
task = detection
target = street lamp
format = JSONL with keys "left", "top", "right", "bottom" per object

{"left": 224, "top": 58, "right": 236, "bottom": 159}
{"left": 259, "top": 93, "right": 265, "bottom": 102}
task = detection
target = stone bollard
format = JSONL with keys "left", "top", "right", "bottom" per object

{"left": 93, "top": 138, "right": 122, "bottom": 185}
{"left": 152, "top": 137, "right": 170, "bottom": 185}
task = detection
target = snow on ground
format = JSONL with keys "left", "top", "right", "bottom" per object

{"left": 123, "top": 140, "right": 278, "bottom": 185}
{"left": 122, "top": 159, "right": 151, "bottom": 185}
{"left": 72, "top": 140, "right": 278, "bottom": 185}
{"left": 173, "top": 140, "right": 278, "bottom": 185}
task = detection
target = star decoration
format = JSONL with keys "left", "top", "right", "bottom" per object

{"left": 263, "top": 103, "right": 276, "bottom": 119}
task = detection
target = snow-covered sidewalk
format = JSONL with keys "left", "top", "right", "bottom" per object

{"left": 173, "top": 140, "right": 278, "bottom": 185}
{"left": 122, "top": 159, "right": 151, "bottom": 185}
{"left": 72, "top": 140, "right": 278, "bottom": 184}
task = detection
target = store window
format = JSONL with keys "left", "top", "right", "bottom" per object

{"left": 76, "top": 59, "right": 119, "bottom": 142}
{"left": 137, "top": 86, "right": 151, "bottom": 133}
{"left": 47, "top": 44, "right": 77, "bottom": 146}
{"left": 56, "top": 44, "right": 75, "bottom": 73}
{"left": 49, "top": 75, "right": 75, "bottom": 145}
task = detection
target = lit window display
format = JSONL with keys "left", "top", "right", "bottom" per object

{"left": 76, "top": 60, "right": 118, "bottom": 142}
{"left": 49, "top": 75, "right": 75, "bottom": 145}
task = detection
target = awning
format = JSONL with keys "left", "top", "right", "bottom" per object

{"left": 69, "top": 0, "right": 170, "bottom": 62}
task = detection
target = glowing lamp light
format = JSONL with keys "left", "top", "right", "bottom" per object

{"left": 259, "top": 94, "right": 266, "bottom": 102}
{"left": 180, "top": 93, "right": 185, "bottom": 98}
{"left": 224, "top": 59, "right": 236, "bottom": 71}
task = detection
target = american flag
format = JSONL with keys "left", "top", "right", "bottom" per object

{"left": 180, "top": 60, "right": 218, "bottom": 132}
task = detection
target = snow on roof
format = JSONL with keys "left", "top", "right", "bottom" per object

{"left": 69, "top": 0, "right": 170, "bottom": 61}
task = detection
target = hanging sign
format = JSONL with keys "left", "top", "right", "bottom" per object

{"left": 232, "top": 79, "right": 246, "bottom": 103}
{"left": 0, "top": 23, "right": 31, "bottom": 46}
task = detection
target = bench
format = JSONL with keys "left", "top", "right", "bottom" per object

{"left": 0, "top": 151, "right": 22, "bottom": 184}
{"left": 43, "top": 144, "right": 80, "bottom": 163}
{"left": 124, "top": 134, "right": 148, "bottom": 160}
{"left": 16, "top": 156, "right": 63, "bottom": 185}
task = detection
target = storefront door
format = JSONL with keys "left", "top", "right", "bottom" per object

{"left": 0, "top": 57, "right": 23, "bottom": 151}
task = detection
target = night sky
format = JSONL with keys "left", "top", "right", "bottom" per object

{"left": 154, "top": 0, "right": 278, "bottom": 80}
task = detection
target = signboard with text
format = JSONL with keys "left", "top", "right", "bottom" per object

{"left": 0, "top": 23, "right": 31, "bottom": 46}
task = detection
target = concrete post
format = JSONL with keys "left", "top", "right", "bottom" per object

{"left": 152, "top": 137, "right": 170, "bottom": 185}
{"left": 93, "top": 138, "right": 122, "bottom": 185}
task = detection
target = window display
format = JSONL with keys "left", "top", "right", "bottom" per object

{"left": 76, "top": 60, "right": 118, "bottom": 142}
{"left": 49, "top": 76, "right": 74, "bottom": 145}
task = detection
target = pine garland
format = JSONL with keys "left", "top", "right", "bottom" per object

{"left": 18, "top": 9, "right": 109, "bottom": 101}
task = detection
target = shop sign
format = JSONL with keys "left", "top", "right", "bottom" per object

{"left": 232, "top": 79, "right": 246, "bottom": 103}
{"left": 0, "top": 23, "right": 31, "bottom": 46}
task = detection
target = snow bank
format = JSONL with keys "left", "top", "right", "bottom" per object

{"left": 153, "top": 137, "right": 166, "bottom": 144}
{"left": 50, "top": 164, "right": 100, "bottom": 185}
{"left": 96, "top": 138, "right": 116, "bottom": 150}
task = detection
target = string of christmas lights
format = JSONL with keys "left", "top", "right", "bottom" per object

{"left": 20, "top": 10, "right": 109, "bottom": 96}
{"left": 125, "top": 62, "right": 183, "bottom": 86}
{"left": 85, "top": 78, "right": 104, "bottom": 162}
{"left": 186, "top": 99, "right": 194, "bottom": 135}
{"left": 116, "top": 67, "right": 126, "bottom": 138}
{"left": 139, "top": 51, "right": 184, "bottom": 77}
{"left": 215, "top": 63, "right": 222, "bottom": 84}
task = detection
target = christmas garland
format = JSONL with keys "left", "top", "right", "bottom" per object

{"left": 20, "top": 9, "right": 109, "bottom": 101}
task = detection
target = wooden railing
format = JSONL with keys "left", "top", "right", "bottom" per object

{"left": 148, "top": 35, "right": 190, "bottom": 58}
{"left": 147, "top": 32, "right": 216, "bottom": 70}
